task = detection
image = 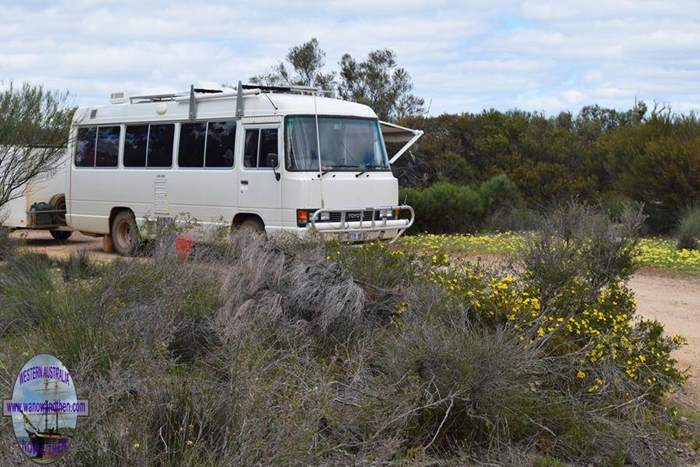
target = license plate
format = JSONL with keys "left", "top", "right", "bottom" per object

{"left": 347, "top": 231, "right": 367, "bottom": 242}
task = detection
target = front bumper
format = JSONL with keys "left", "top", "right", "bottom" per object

{"left": 308, "top": 205, "right": 414, "bottom": 243}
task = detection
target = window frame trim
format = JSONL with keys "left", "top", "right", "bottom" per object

{"left": 176, "top": 119, "right": 237, "bottom": 170}
{"left": 242, "top": 124, "right": 280, "bottom": 171}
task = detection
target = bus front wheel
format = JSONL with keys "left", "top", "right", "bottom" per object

{"left": 238, "top": 218, "right": 265, "bottom": 235}
{"left": 111, "top": 211, "right": 140, "bottom": 256}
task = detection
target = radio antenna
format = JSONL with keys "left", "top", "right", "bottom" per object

{"left": 313, "top": 91, "right": 324, "bottom": 208}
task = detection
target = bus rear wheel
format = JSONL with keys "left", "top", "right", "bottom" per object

{"left": 50, "top": 230, "right": 72, "bottom": 241}
{"left": 111, "top": 211, "right": 140, "bottom": 256}
{"left": 238, "top": 218, "right": 265, "bottom": 235}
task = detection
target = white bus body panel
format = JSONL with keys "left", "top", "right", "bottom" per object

{"left": 1, "top": 154, "right": 69, "bottom": 229}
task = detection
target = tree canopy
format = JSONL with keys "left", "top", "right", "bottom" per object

{"left": 251, "top": 38, "right": 424, "bottom": 121}
{"left": 396, "top": 103, "right": 700, "bottom": 233}
{"left": 0, "top": 82, "right": 74, "bottom": 209}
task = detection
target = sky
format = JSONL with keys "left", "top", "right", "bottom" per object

{"left": 1, "top": 0, "right": 699, "bottom": 116}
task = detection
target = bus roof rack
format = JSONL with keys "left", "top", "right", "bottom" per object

{"left": 240, "top": 83, "right": 333, "bottom": 95}
{"left": 129, "top": 92, "right": 187, "bottom": 103}
{"left": 128, "top": 85, "right": 227, "bottom": 104}
{"left": 120, "top": 82, "right": 332, "bottom": 105}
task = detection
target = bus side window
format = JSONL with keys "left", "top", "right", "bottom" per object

{"left": 244, "top": 129, "right": 259, "bottom": 168}
{"left": 147, "top": 124, "right": 174, "bottom": 167}
{"left": 95, "top": 126, "right": 120, "bottom": 167}
{"left": 75, "top": 127, "right": 96, "bottom": 167}
{"left": 179, "top": 122, "right": 206, "bottom": 167}
{"left": 205, "top": 121, "right": 236, "bottom": 168}
{"left": 244, "top": 128, "right": 278, "bottom": 168}
{"left": 124, "top": 125, "right": 147, "bottom": 167}
{"left": 259, "top": 129, "right": 278, "bottom": 168}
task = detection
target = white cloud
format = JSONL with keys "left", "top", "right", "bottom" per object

{"left": 1, "top": 0, "right": 698, "bottom": 114}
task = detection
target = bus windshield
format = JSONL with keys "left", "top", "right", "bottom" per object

{"left": 285, "top": 116, "right": 389, "bottom": 172}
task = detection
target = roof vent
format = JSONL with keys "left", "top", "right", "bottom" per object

{"left": 110, "top": 92, "right": 129, "bottom": 104}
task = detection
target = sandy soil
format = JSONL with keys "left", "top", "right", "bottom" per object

{"left": 630, "top": 273, "right": 700, "bottom": 403}
{"left": 9, "top": 230, "right": 700, "bottom": 403}
{"left": 13, "top": 230, "right": 113, "bottom": 262}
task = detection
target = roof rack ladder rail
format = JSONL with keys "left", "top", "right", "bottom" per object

{"left": 188, "top": 85, "right": 197, "bottom": 120}
{"left": 236, "top": 81, "right": 244, "bottom": 117}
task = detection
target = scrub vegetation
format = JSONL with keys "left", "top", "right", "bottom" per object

{"left": 0, "top": 203, "right": 696, "bottom": 465}
{"left": 0, "top": 226, "right": 15, "bottom": 261}
{"left": 677, "top": 206, "right": 700, "bottom": 251}
{"left": 396, "top": 103, "right": 700, "bottom": 236}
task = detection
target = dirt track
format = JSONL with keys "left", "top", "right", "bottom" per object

{"left": 630, "top": 273, "right": 700, "bottom": 402}
{"left": 11, "top": 230, "right": 700, "bottom": 402}
{"left": 14, "top": 230, "right": 114, "bottom": 262}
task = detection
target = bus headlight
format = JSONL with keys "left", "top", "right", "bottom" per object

{"left": 379, "top": 208, "right": 393, "bottom": 218}
{"left": 319, "top": 211, "right": 331, "bottom": 221}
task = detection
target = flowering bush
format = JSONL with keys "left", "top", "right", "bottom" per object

{"left": 398, "top": 233, "right": 700, "bottom": 274}
{"left": 425, "top": 265, "right": 686, "bottom": 398}
{"left": 638, "top": 238, "right": 700, "bottom": 272}
{"left": 392, "top": 203, "right": 688, "bottom": 400}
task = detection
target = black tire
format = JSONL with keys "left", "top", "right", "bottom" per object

{"left": 238, "top": 218, "right": 265, "bottom": 235}
{"left": 49, "top": 194, "right": 67, "bottom": 225}
{"left": 50, "top": 230, "right": 72, "bottom": 241}
{"left": 111, "top": 210, "right": 140, "bottom": 256}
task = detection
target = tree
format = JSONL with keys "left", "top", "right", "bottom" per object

{"left": 338, "top": 49, "right": 424, "bottom": 121}
{"left": 250, "top": 38, "right": 424, "bottom": 121}
{"left": 0, "top": 82, "right": 74, "bottom": 210}
{"left": 250, "top": 38, "right": 335, "bottom": 90}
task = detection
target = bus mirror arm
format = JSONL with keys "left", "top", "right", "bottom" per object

{"left": 267, "top": 154, "right": 281, "bottom": 181}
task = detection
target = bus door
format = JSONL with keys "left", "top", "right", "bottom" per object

{"left": 238, "top": 123, "right": 282, "bottom": 228}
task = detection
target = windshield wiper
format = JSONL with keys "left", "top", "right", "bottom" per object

{"left": 355, "top": 164, "right": 388, "bottom": 177}
{"left": 321, "top": 165, "right": 357, "bottom": 176}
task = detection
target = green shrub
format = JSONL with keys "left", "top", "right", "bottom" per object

{"left": 402, "top": 175, "right": 523, "bottom": 234}
{"left": 58, "top": 249, "right": 100, "bottom": 281}
{"left": 403, "top": 181, "right": 484, "bottom": 233}
{"left": 517, "top": 202, "right": 685, "bottom": 398}
{"left": 478, "top": 173, "right": 524, "bottom": 213}
{"left": 677, "top": 206, "right": 700, "bottom": 250}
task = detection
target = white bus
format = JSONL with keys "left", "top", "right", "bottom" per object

{"left": 66, "top": 83, "right": 423, "bottom": 255}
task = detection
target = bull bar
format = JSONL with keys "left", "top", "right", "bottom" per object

{"left": 308, "top": 205, "right": 415, "bottom": 243}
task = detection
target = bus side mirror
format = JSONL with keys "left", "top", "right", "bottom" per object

{"left": 267, "top": 153, "right": 280, "bottom": 181}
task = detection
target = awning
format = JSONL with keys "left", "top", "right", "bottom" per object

{"left": 379, "top": 121, "right": 424, "bottom": 164}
